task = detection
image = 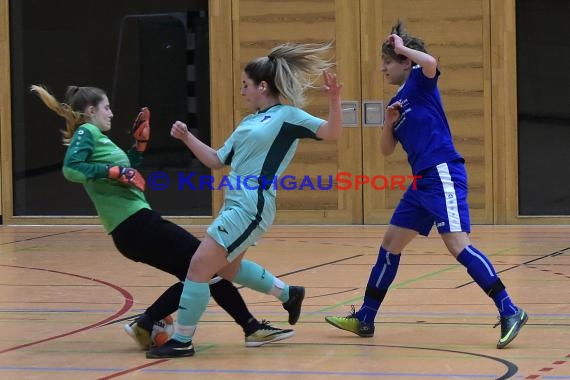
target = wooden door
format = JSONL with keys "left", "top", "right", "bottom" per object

{"left": 233, "top": 0, "right": 363, "bottom": 224}
{"left": 361, "top": 0, "right": 494, "bottom": 224}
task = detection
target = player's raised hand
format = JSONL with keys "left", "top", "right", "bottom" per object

{"left": 323, "top": 71, "right": 342, "bottom": 98}
{"left": 132, "top": 107, "right": 150, "bottom": 152}
{"left": 386, "top": 34, "right": 405, "bottom": 54}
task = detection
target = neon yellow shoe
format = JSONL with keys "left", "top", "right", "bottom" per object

{"left": 495, "top": 308, "right": 528, "bottom": 349}
{"left": 325, "top": 306, "right": 375, "bottom": 337}
{"left": 123, "top": 321, "right": 152, "bottom": 350}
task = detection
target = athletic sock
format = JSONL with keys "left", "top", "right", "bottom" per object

{"left": 456, "top": 245, "right": 518, "bottom": 317}
{"left": 234, "top": 259, "right": 290, "bottom": 302}
{"left": 171, "top": 279, "right": 210, "bottom": 343}
{"left": 356, "top": 246, "right": 401, "bottom": 323}
{"left": 144, "top": 282, "right": 183, "bottom": 324}
{"left": 209, "top": 277, "right": 258, "bottom": 333}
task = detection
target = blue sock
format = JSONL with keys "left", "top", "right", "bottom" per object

{"left": 234, "top": 259, "right": 289, "bottom": 302}
{"left": 456, "top": 245, "right": 518, "bottom": 317}
{"left": 356, "top": 246, "right": 401, "bottom": 323}
{"left": 171, "top": 279, "right": 210, "bottom": 343}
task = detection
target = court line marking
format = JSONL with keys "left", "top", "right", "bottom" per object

{"left": 0, "top": 229, "right": 89, "bottom": 245}
{"left": 0, "top": 264, "right": 133, "bottom": 354}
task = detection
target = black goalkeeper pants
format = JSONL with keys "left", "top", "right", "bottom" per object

{"left": 110, "top": 208, "right": 256, "bottom": 330}
{"left": 111, "top": 208, "right": 199, "bottom": 280}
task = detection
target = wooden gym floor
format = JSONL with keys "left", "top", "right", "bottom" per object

{"left": 0, "top": 224, "right": 569, "bottom": 379}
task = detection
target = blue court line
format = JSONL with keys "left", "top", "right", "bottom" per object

{"left": 2, "top": 308, "right": 570, "bottom": 318}
{"left": 0, "top": 366, "right": 518, "bottom": 378}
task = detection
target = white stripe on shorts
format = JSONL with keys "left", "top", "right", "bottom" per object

{"left": 436, "top": 163, "right": 462, "bottom": 232}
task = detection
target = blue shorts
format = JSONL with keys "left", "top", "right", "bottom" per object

{"left": 390, "top": 160, "right": 471, "bottom": 236}
{"left": 207, "top": 187, "right": 276, "bottom": 262}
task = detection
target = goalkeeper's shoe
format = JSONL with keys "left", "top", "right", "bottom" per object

{"left": 123, "top": 321, "right": 152, "bottom": 350}
{"left": 146, "top": 339, "right": 195, "bottom": 358}
{"left": 325, "top": 306, "right": 375, "bottom": 337}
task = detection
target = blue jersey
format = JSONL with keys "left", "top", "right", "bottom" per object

{"left": 389, "top": 66, "right": 463, "bottom": 175}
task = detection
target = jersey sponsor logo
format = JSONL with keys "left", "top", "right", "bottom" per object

{"left": 217, "top": 225, "right": 229, "bottom": 234}
{"left": 393, "top": 98, "right": 411, "bottom": 131}
{"left": 436, "top": 221, "right": 446, "bottom": 228}
{"left": 260, "top": 115, "right": 271, "bottom": 122}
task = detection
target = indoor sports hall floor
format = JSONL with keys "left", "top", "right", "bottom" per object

{"left": 0, "top": 225, "right": 569, "bottom": 379}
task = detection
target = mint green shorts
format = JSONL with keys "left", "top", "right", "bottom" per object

{"left": 207, "top": 188, "right": 276, "bottom": 262}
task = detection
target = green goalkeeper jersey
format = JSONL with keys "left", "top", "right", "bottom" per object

{"left": 62, "top": 123, "right": 151, "bottom": 233}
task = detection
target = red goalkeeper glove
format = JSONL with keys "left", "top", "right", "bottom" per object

{"left": 108, "top": 166, "right": 146, "bottom": 191}
{"left": 132, "top": 107, "right": 150, "bottom": 152}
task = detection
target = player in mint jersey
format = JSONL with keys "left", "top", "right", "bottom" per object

{"left": 30, "top": 85, "right": 295, "bottom": 350}
{"left": 325, "top": 21, "right": 527, "bottom": 349}
{"left": 147, "top": 42, "right": 343, "bottom": 358}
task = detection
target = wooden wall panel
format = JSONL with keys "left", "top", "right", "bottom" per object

{"left": 1, "top": 0, "right": 567, "bottom": 225}
{"left": 490, "top": 0, "right": 570, "bottom": 224}
{"left": 233, "top": 0, "right": 362, "bottom": 224}
{"left": 208, "top": 0, "right": 234, "bottom": 218}
{"left": 363, "top": 0, "right": 493, "bottom": 224}
{"left": 0, "top": 0, "right": 10, "bottom": 221}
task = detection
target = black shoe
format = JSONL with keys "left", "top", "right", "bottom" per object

{"left": 146, "top": 339, "right": 195, "bottom": 358}
{"left": 282, "top": 286, "right": 305, "bottom": 325}
{"left": 495, "top": 308, "right": 528, "bottom": 349}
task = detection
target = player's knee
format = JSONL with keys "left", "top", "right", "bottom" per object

{"left": 442, "top": 232, "right": 470, "bottom": 257}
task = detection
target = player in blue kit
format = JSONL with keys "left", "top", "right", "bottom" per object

{"left": 147, "top": 42, "right": 343, "bottom": 358}
{"left": 325, "top": 21, "right": 527, "bottom": 349}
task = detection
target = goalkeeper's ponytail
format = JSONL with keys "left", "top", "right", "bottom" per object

{"left": 30, "top": 85, "right": 106, "bottom": 145}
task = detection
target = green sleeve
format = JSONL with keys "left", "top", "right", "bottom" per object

{"left": 62, "top": 127, "right": 108, "bottom": 183}
{"left": 126, "top": 146, "right": 143, "bottom": 168}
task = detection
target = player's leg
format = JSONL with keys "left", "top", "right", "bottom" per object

{"left": 113, "top": 209, "right": 289, "bottom": 349}
{"left": 147, "top": 233, "right": 240, "bottom": 358}
{"left": 435, "top": 161, "right": 527, "bottom": 348}
{"left": 220, "top": 255, "right": 305, "bottom": 325}
{"left": 326, "top": 186, "right": 431, "bottom": 337}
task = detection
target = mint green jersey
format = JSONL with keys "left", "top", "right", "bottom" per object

{"left": 216, "top": 104, "right": 324, "bottom": 196}
{"left": 208, "top": 104, "right": 324, "bottom": 257}
{"left": 62, "top": 123, "right": 150, "bottom": 233}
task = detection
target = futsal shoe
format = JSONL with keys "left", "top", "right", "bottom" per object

{"left": 282, "top": 286, "right": 305, "bottom": 325}
{"left": 325, "top": 306, "right": 375, "bottom": 337}
{"left": 245, "top": 320, "right": 295, "bottom": 347}
{"left": 495, "top": 308, "right": 528, "bottom": 349}
{"left": 146, "top": 339, "right": 195, "bottom": 358}
{"left": 123, "top": 321, "right": 152, "bottom": 350}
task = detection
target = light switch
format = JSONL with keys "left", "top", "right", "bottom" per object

{"left": 341, "top": 101, "right": 358, "bottom": 127}
{"left": 363, "top": 101, "right": 384, "bottom": 127}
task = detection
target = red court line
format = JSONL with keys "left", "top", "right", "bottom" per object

{"left": 97, "top": 359, "right": 169, "bottom": 380}
{"left": 525, "top": 354, "right": 570, "bottom": 379}
{"left": 0, "top": 264, "right": 134, "bottom": 354}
